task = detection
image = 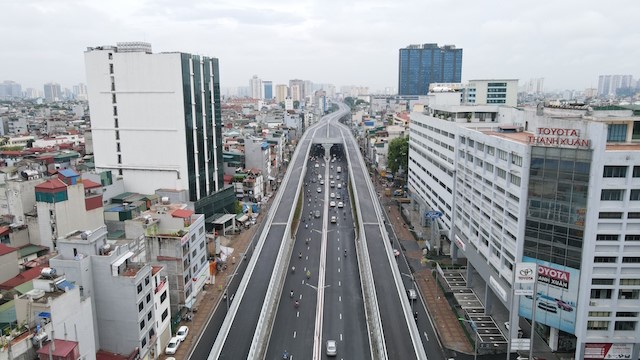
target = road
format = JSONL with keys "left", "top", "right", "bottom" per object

{"left": 196, "top": 104, "right": 435, "bottom": 360}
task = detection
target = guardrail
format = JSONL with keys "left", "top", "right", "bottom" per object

{"left": 339, "top": 124, "right": 387, "bottom": 360}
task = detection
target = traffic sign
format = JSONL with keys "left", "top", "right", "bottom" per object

{"left": 424, "top": 210, "right": 443, "bottom": 219}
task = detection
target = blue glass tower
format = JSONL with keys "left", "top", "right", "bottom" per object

{"left": 398, "top": 43, "right": 463, "bottom": 95}
{"left": 263, "top": 80, "right": 273, "bottom": 100}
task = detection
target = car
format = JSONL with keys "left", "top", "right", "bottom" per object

{"left": 407, "top": 288, "right": 417, "bottom": 301}
{"left": 337, "top": 183, "right": 342, "bottom": 189}
{"left": 330, "top": 192, "right": 335, "bottom": 198}
{"left": 326, "top": 340, "right": 337, "bottom": 356}
{"left": 175, "top": 326, "right": 189, "bottom": 342}
{"left": 330, "top": 180, "right": 335, "bottom": 187}
{"left": 336, "top": 193, "right": 341, "bottom": 199}
{"left": 320, "top": 180, "right": 325, "bottom": 185}
{"left": 314, "top": 210, "right": 321, "bottom": 218}
{"left": 165, "top": 337, "right": 180, "bottom": 355}
{"left": 315, "top": 163, "right": 319, "bottom": 168}
{"left": 317, "top": 187, "right": 322, "bottom": 193}
{"left": 311, "top": 178, "right": 316, "bottom": 183}
{"left": 329, "top": 174, "right": 334, "bottom": 179}
{"left": 331, "top": 216, "right": 337, "bottom": 223}
{"left": 393, "top": 248, "right": 400, "bottom": 257}
{"left": 338, "top": 201, "right": 344, "bottom": 208}
{"left": 330, "top": 201, "right": 336, "bottom": 207}
{"left": 336, "top": 175, "right": 341, "bottom": 180}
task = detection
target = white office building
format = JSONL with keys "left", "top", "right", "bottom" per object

{"left": 409, "top": 100, "right": 640, "bottom": 359}
{"left": 84, "top": 42, "right": 225, "bottom": 217}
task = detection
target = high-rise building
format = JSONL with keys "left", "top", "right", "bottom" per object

{"left": 464, "top": 79, "right": 519, "bottom": 106}
{"left": 275, "top": 84, "right": 288, "bottom": 103}
{"left": 263, "top": 80, "right": 273, "bottom": 100}
{"left": 249, "top": 75, "right": 262, "bottom": 99}
{"left": 398, "top": 43, "right": 463, "bottom": 95}
{"left": 0, "top": 80, "right": 22, "bottom": 99}
{"left": 598, "top": 75, "right": 634, "bottom": 97}
{"left": 85, "top": 42, "right": 234, "bottom": 220}
{"left": 43, "top": 82, "right": 62, "bottom": 102}
{"left": 73, "top": 83, "right": 88, "bottom": 100}
{"left": 289, "top": 79, "right": 305, "bottom": 100}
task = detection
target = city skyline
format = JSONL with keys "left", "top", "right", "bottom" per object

{"left": 0, "top": 0, "right": 639, "bottom": 92}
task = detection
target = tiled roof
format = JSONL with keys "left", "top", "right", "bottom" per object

{"left": 37, "top": 339, "right": 78, "bottom": 357}
{"left": 172, "top": 209, "right": 194, "bottom": 218}
{"left": 82, "top": 178, "right": 102, "bottom": 189}
{"left": 0, "top": 266, "right": 45, "bottom": 290}
{"left": 35, "top": 178, "right": 67, "bottom": 190}
{"left": 0, "top": 243, "right": 17, "bottom": 256}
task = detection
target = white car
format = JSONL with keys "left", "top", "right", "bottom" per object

{"left": 331, "top": 216, "right": 337, "bottom": 223}
{"left": 176, "top": 326, "right": 189, "bottom": 342}
{"left": 330, "top": 192, "right": 335, "bottom": 198}
{"left": 338, "top": 201, "right": 344, "bottom": 208}
{"left": 165, "top": 337, "right": 180, "bottom": 355}
{"left": 326, "top": 339, "right": 337, "bottom": 356}
{"left": 315, "top": 163, "right": 319, "bottom": 168}
{"left": 317, "top": 187, "right": 322, "bottom": 193}
{"left": 330, "top": 201, "right": 336, "bottom": 207}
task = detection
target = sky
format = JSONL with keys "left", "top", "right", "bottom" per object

{"left": 1, "top": 0, "right": 639, "bottom": 93}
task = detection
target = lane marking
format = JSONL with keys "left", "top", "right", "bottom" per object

{"left": 338, "top": 296, "right": 342, "bottom": 302}
{"left": 338, "top": 268, "right": 341, "bottom": 273}
{"left": 340, "top": 333, "right": 343, "bottom": 341}
{"left": 339, "top": 313, "right": 342, "bottom": 320}
{"left": 294, "top": 331, "right": 297, "bottom": 338}
{"left": 423, "top": 331, "right": 429, "bottom": 341}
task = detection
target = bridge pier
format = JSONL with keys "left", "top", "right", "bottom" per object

{"left": 322, "top": 144, "right": 331, "bottom": 160}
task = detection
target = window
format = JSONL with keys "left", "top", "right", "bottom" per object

{"left": 629, "top": 212, "right": 640, "bottom": 219}
{"left": 631, "top": 190, "right": 640, "bottom": 201}
{"left": 599, "top": 212, "right": 623, "bottom": 219}
{"left": 146, "top": 293, "right": 151, "bottom": 303}
{"left": 145, "top": 277, "right": 150, "bottom": 286}
{"left": 622, "top": 257, "right": 640, "bottom": 263}
{"left": 497, "top": 149, "right": 508, "bottom": 160}
{"left": 109, "top": 63, "right": 114, "bottom": 74}
{"left": 509, "top": 173, "right": 521, "bottom": 186}
{"left": 589, "top": 311, "right": 611, "bottom": 317}
{"left": 141, "top": 337, "right": 147, "bottom": 349}
{"left": 117, "top": 143, "right": 121, "bottom": 152}
{"left": 594, "top": 256, "right": 617, "bottom": 263}
{"left": 620, "top": 279, "right": 640, "bottom": 285}
{"left": 160, "top": 290, "right": 167, "bottom": 303}
{"left": 115, "top": 130, "right": 120, "bottom": 140}
{"left": 511, "top": 154, "right": 523, "bottom": 166}
{"left": 590, "top": 289, "right": 612, "bottom": 299}
{"left": 634, "top": 166, "right": 640, "bottom": 178}
{"left": 117, "top": 154, "right": 122, "bottom": 164}
{"left": 618, "top": 289, "right": 640, "bottom": 299}
{"left": 601, "top": 189, "right": 623, "bottom": 201}
{"left": 587, "top": 320, "right": 609, "bottom": 330}
{"left": 139, "top": 320, "right": 145, "bottom": 330}
{"left": 138, "top": 302, "right": 144, "bottom": 312}
{"left": 487, "top": 146, "right": 495, "bottom": 155}
{"left": 625, "top": 235, "right": 640, "bottom": 241}
{"left": 112, "top": 93, "right": 117, "bottom": 104}
{"left": 616, "top": 312, "right": 638, "bottom": 317}
{"left": 485, "top": 162, "right": 494, "bottom": 172}
{"left": 108, "top": 52, "right": 113, "bottom": 60}
{"left": 607, "top": 124, "right": 627, "bottom": 142}
{"left": 603, "top": 166, "right": 627, "bottom": 178}
{"left": 596, "top": 234, "right": 619, "bottom": 241}
{"left": 114, "top": 118, "right": 119, "bottom": 128}
{"left": 147, "top": 311, "right": 152, "bottom": 321}
{"left": 497, "top": 168, "right": 506, "bottom": 179}
{"left": 161, "top": 309, "right": 168, "bottom": 321}
{"left": 592, "top": 278, "right": 614, "bottom": 285}
{"left": 113, "top": 106, "right": 118, "bottom": 116}
{"left": 137, "top": 283, "right": 143, "bottom": 294}
{"left": 614, "top": 321, "right": 636, "bottom": 331}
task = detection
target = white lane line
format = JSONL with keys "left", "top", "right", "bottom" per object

{"left": 339, "top": 296, "right": 342, "bottom": 302}
{"left": 339, "top": 313, "right": 342, "bottom": 320}
{"left": 294, "top": 331, "right": 297, "bottom": 338}
{"left": 340, "top": 333, "right": 343, "bottom": 341}
{"left": 338, "top": 268, "right": 341, "bottom": 273}
{"left": 297, "top": 311, "right": 300, "bottom": 318}
{"left": 423, "top": 331, "right": 429, "bottom": 341}
{"left": 338, "top": 280, "right": 341, "bottom": 287}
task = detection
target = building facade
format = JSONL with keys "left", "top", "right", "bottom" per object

{"left": 464, "top": 79, "right": 519, "bottom": 106}
{"left": 408, "top": 101, "right": 640, "bottom": 359}
{"left": 249, "top": 75, "right": 262, "bottom": 99}
{"left": 84, "top": 42, "right": 228, "bottom": 219}
{"left": 263, "top": 80, "right": 273, "bottom": 100}
{"left": 398, "top": 43, "right": 463, "bottom": 96}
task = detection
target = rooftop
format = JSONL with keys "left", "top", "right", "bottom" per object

{"left": 37, "top": 339, "right": 78, "bottom": 357}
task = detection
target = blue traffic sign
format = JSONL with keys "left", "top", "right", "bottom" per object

{"left": 424, "top": 211, "right": 443, "bottom": 219}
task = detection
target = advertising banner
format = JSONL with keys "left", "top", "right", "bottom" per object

{"left": 584, "top": 343, "right": 633, "bottom": 359}
{"left": 518, "top": 256, "right": 580, "bottom": 334}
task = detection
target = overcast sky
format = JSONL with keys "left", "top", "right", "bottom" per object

{"left": 1, "top": 0, "right": 638, "bottom": 92}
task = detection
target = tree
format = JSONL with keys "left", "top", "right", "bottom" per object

{"left": 387, "top": 136, "right": 409, "bottom": 174}
{"left": 293, "top": 100, "right": 300, "bottom": 109}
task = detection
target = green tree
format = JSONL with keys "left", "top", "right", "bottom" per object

{"left": 387, "top": 136, "right": 409, "bottom": 174}
{"left": 293, "top": 100, "right": 300, "bottom": 109}
{"left": 234, "top": 200, "right": 243, "bottom": 214}
{"left": 344, "top": 97, "right": 355, "bottom": 109}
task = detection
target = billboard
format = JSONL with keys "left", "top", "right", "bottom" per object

{"left": 518, "top": 256, "right": 580, "bottom": 334}
{"left": 584, "top": 343, "right": 633, "bottom": 359}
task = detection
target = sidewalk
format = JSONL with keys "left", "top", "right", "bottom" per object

{"left": 383, "top": 196, "right": 475, "bottom": 355}
{"left": 159, "top": 210, "right": 263, "bottom": 359}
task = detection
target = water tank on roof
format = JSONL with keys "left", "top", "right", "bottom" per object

{"left": 80, "top": 230, "right": 92, "bottom": 240}
{"left": 41, "top": 268, "right": 57, "bottom": 279}
{"left": 161, "top": 196, "right": 170, "bottom": 204}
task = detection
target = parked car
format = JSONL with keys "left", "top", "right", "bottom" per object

{"left": 407, "top": 288, "right": 417, "bottom": 301}
{"left": 176, "top": 326, "right": 189, "bottom": 342}
{"left": 165, "top": 337, "right": 180, "bottom": 355}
